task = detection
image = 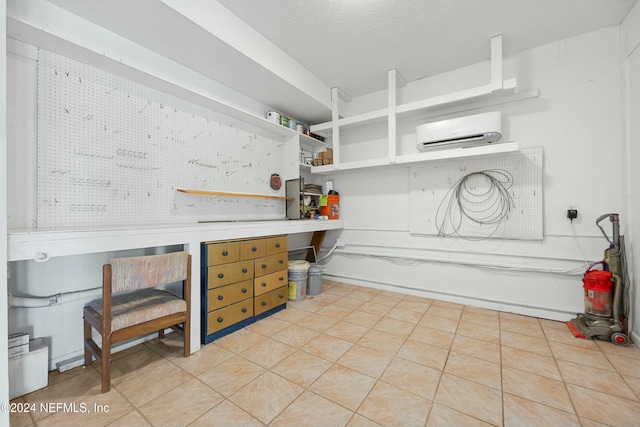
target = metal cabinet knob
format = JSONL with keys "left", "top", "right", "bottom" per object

{"left": 242, "top": 288, "right": 248, "bottom": 293}
{"left": 242, "top": 308, "right": 248, "bottom": 313}
{"left": 262, "top": 264, "right": 267, "bottom": 269}
{"left": 261, "top": 301, "right": 267, "bottom": 306}
{"left": 217, "top": 317, "right": 224, "bottom": 323}
{"left": 252, "top": 247, "right": 257, "bottom": 252}
{"left": 275, "top": 243, "right": 281, "bottom": 248}
{"left": 217, "top": 295, "right": 224, "bottom": 300}
{"left": 242, "top": 268, "right": 248, "bottom": 273}
{"left": 218, "top": 273, "right": 224, "bottom": 278}
{"left": 222, "top": 250, "right": 228, "bottom": 256}
{"left": 261, "top": 282, "right": 267, "bottom": 287}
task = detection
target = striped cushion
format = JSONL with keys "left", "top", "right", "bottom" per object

{"left": 87, "top": 288, "right": 186, "bottom": 331}
{"left": 111, "top": 252, "right": 189, "bottom": 293}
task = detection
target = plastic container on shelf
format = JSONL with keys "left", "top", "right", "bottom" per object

{"left": 320, "top": 194, "right": 340, "bottom": 219}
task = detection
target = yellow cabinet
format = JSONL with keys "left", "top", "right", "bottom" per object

{"left": 254, "top": 286, "right": 288, "bottom": 316}
{"left": 202, "top": 235, "right": 288, "bottom": 344}
{"left": 254, "top": 253, "right": 287, "bottom": 277}
{"left": 207, "top": 260, "right": 254, "bottom": 288}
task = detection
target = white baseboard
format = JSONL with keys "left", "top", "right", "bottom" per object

{"left": 324, "top": 273, "right": 578, "bottom": 322}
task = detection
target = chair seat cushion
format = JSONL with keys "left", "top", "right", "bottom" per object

{"left": 87, "top": 288, "right": 187, "bottom": 331}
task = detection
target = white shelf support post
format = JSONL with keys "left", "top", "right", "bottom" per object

{"left": 491, "top": 34, "right": 503, "bottom": 91}
{"left": 331, "top": 87, "right": 341, "bottom": 169}
{"left": 388, "top": 69, "right": 405, "bottom": 163}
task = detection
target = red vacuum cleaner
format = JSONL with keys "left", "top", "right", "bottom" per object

{"left": 567, "top": 213, "right": 630, "bottom": 346}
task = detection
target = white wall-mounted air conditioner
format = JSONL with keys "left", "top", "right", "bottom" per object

{"left": 416, "top": 111, "right": 502, "bottom": 152}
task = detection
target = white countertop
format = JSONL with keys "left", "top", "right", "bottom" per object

{"left": 8, "top": 219, "right": 345, "bottom": 261}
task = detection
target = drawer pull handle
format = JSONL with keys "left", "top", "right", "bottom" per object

{"left": 275, "top": 243, "right": 281, "bottom": 248}
{"left": 262, "top": 264, "right": 267, "bottom": 269}
{"left": 261, "top": 282, "right": 267, "bottom": 287}
{"left": 242, "top": 268, "right": 248, "bottom": 273}
{"left": 242, "top": 288, "right": 248, "bottom": 293}
{"left": 217, "top": 295, "right": 224, "bottom": 301}
{"left": 261, "top": 301, "right": 267, "bottom": 306}
{"left": 218, "top": 273, "right": 224, "bottom": 279}
{"left": 279, "top": 277, "right": 284, "bottom": 281}
{"left": 252, "top": 247, "right": 257, "bottom": 252}
{"left": 217, "top": 317, "right": 224, "bottom": 323}
{"left": 222, "top": 250, "right": 228, "bottom": 256}
{"left": 242, "top": 307, "right": 248, "bottom": 313}
{"left": 279, "top": 259, "right": 284, "bottom": 264}
{"left": 279, "top": 294, "right": 284, "bottom": 299}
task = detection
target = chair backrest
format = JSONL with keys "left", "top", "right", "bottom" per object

{"left": 110, "top": 251, "right": 189, "bottom": 293}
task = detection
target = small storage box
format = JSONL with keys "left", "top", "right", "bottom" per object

{"left": 9, "top": 338, "right": 49, "bottom": 399}
{"left": 8, "top": 332, "right": 29, "bottom": 348}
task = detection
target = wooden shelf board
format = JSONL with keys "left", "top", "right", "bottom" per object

{"left": 177, "top": 188, "right": 293, "bottom": 200}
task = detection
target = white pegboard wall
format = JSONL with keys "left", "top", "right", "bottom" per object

{"left": 409, "top": 147, "right": 544, "bottom": 240}
{"left": 37, "top": 49, "right": 287, "bottom": 228}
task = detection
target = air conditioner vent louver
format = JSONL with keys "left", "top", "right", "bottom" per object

{"left": 416, "top": 112, "right": 502, "bottom": 152}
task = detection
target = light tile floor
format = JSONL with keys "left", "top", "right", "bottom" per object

{"left": 10, "top": 280, "right": 640, "bottom": 427}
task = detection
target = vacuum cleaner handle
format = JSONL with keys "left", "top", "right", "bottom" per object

{"left": 596, "top": 213, "right": 619, "bottom": 248}
{"left": 586, "top": 260, "right": 608, "bottom": 272}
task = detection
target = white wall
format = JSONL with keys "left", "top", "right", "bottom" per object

{"left": 1, "top": 0, "right": 10, "bottom": 422}
{"left": 323, "top": 27, "right": 628, "bottom": 321}
{"left": 3, "top": 36, "right": 289, "bottom": 369}
{"left": 622, "top": 1, "right": 640, "bottom": 342}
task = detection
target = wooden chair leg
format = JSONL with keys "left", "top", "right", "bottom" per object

{"left": 158, "top": 328, "right": 165, "bottom": 339}
{"left": 83, "top": 318, "right": 93, "bottom": 366}
{"left": 101, "top": 334, "right": 111, "bottom": 393}
{"left": 183, "top": 320, "right": 190, "bottom": 358}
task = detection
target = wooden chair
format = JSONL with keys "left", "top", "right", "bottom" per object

{"left": 83, "top": 251, "right": 191, "bottom": 392}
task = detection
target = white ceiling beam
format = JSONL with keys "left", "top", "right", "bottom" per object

{"left": 159, "top": 0, "right": 332, "bottom": 110}
{"left": 6, "top": 0, "right": 272, "bottom": 118}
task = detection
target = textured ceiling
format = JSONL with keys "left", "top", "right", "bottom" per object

{"left": 46, "top": 0, "right": 637, "bottom": 123}
{"left": 217, "top": 0, "right": 636, "bottom": 98}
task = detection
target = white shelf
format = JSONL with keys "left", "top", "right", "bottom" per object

{"left": 299, "top": 133, "right": 327, "bottom": 149}
{"left": 396, "top": 79, "right": 516, "bottom": 116}
{"left": 338, "top": 158, "right": 392, "bottom": 171}
{"left": 310, "top": 164, "right": 336, "bottom": 174}
{"left": 395, "top": 141, "right": 520, "bottom": 165}
{"left": 309, "top": 80, "right": 523, "bottom": 136}
{"left": 311, "top": 108, "right": 388, "bottom": 134}
{"left": 306, "top": 36, "right": 540, "bottom": 175}
{"left": 310, "top": 142, "right": 519, "bottom": 174}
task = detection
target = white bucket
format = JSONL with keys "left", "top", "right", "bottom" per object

{"left": 288, "top": 260, "right": 310, "bottom": 302}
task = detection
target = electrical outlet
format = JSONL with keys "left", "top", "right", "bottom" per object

{"left": 567, "top": 209, "right": 578, "bottom": 221}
